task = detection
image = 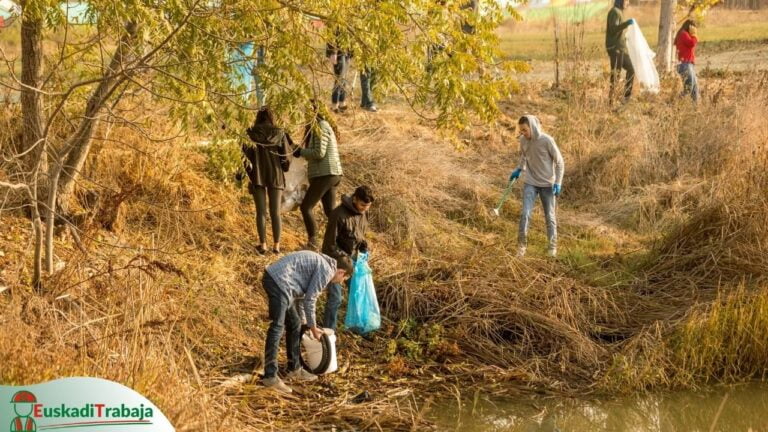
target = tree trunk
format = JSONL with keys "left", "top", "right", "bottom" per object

{"left": 55, "top": 24, "right": 137, "bottom": 212}
{"left": 20, "top": 8, "right": 45, "bottom": 177}
{"left": 31, "top": 184, "right": 44, "bottom": 292}
{"left": 657, "top": 0, "right": 678, "bottom": 74}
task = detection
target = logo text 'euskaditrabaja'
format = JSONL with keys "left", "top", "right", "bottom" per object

{"left": 2, "top": 377, "right": 174, "bottom": 431}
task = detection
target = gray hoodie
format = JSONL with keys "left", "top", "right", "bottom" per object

{"left": 516, "top": 115, "right": 565, "bottom": 188}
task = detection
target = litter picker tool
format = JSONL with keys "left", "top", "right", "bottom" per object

{"left": 492, "top": 178, "right": 517, "bottom": 216}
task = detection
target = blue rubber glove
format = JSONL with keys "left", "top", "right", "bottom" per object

{"left": 509, "top": 168, "right": 522, "bottom": 182}
{"left": 553, "top": 184, "right": 561, "bottom": 196}
{"left": 628, "top": 18, "right": 637, "bottom": 26}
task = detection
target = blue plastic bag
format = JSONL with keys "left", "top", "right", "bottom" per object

{"left": 344, "top": 253, "right": 381, "bottom": 334}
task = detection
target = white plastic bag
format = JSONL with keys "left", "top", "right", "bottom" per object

{"left": 281, "top": 157, "right": 308, "bottom": 212}
{"left": 626, "top": 22, "right": 660, "bottom": 94}
{"left": 300, "top": 329, "right": 338, "bottom": 375}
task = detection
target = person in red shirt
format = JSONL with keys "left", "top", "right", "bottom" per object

{"left": 675, "top": 19, "right": 700, "bottom": 102}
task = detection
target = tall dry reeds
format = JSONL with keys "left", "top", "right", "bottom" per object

{"left": 594, "top": 73, "right": 768, "bottom": 390}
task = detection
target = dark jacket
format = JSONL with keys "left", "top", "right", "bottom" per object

{"left": 243, "top": 124, "right": 291, "bottom": 190}
{"left": 605, "top": 6, "right": 632, "bottom": 53}
{"left": 322, "top": 195, "right": 367, "bottom": 260}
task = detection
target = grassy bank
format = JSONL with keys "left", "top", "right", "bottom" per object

{"left": 2, "top": 64, "right": 768, "bottom": 430}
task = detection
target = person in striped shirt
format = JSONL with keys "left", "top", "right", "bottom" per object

{"left": 261, "top": 250, "right": 353, "bottom": 394}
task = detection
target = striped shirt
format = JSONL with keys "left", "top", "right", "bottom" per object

{"left": 300, "top": 120, "right": 343, "bottom": 179}
{"left": 266, "top": 251, "right": 337, "bottom": 328}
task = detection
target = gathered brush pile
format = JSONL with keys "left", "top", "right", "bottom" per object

{"left": 343, "top": 108, "right": 631, "bottom": 391}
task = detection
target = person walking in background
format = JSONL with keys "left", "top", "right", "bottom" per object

{"left": 321, "top": 185, "right": 374, "bottom": 330}
{"left": 243, "top": 107, "right": 292, "bottom": 254}
{"left": 327, "top": 38, "right": 351, "bottom": 113}
{"left": 261, "top": 251, "right": 353, "bottom": 394}
{"left": 293, "top": 101, "right": 344, "bottom": 251}
{"left": 606, "top": 0, "right": 636, "bottom": 104}
{"left": 359, "top": 67, "right": 378, "bottom": 112}
{"left": 509, "top": 115, "right": 564, "bottom": 258}
{"left": 675, "top": 19, "right": 700, "bottom": 103}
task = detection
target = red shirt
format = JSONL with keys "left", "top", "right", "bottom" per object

{"left": 675, "top": 30, "right": 697, "bottom": 64}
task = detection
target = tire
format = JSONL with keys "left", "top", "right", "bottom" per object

{"left": 300, "top": 327, "right": 332, "bottom": 374}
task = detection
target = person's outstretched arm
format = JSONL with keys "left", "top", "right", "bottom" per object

{"left": 300, "top": 123, "right": 330, "bottom": 160}
{"left": 303, "top": 265, "right": 333, "bottom": 329}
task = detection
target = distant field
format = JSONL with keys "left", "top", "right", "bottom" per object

{"left": 498, "top": 6, "right": 768, "bottom": 60}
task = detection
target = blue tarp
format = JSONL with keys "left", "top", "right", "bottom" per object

{"left": 229, "top": 41, "right": 256, "bottom": 98}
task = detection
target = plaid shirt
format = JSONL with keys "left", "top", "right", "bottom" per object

{"left": 266, "top": 251, "right": 336, "bottom": 328}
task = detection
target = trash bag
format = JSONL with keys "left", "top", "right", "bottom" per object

{"left": 300, "top": 328, "right": 338, "bottom": 374}
{"left": 626, "top": 22, "right": 660, "bottom": 94}
{"left": 281, "top": 157, "right": 308, "bottom": 212}
{"left": 344, "top": 253, "right": 381, "bottom": 334}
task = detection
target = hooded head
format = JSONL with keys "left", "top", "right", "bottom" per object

{"left": 518, "top": 115, "right": 542, "bottom": 142}
{"left": 246, "top": 107, "right": 284, "bottom": 145}
{"left": 614, "top": 0, "right": 625, "bottom": 9}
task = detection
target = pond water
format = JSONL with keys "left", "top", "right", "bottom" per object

{"left": 430, "top": 382, "right": 768, "bottom": 431}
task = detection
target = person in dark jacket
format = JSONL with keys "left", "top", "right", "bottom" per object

{"left": 675, "top": 19, "right": 700, "bottom": 103}
{"left": 321, "top": 185, "right": 374, "bottom": 330}
{"left": 606, "top": 0, "right": 636, "bottom": 104}
{"left": 243, "top": 107, "right": 292, "bottom": 254}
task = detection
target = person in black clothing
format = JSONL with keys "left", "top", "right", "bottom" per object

{"left": 606, "top": 0, "right": 636, "bottom": 103}
{"left": 243, "top": 107, "right": 293, "bottom": 254}
{"left": 321, "top": 185, "right": 375, "bottom": 330}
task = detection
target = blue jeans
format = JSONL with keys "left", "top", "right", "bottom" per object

{"left": 677, "top": 62, "right": 700, "bottom": 103}
{"left": 262, "top": 272, "right": 301, "bottom": 379}
{"left": 332, "top": 54, "right": 350, "bottom": 104}
{"left": 360, "top": 68, "right": 376, "bottom": 108}
{"left": 518, "top": 183, "right": 557, "bottom": 250}
{"left": 323, "top": 282, "right": 343, "bottom": 330}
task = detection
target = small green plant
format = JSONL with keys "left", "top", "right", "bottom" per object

{"left": 385, "top": 321, "right": 453, "bottom": 363}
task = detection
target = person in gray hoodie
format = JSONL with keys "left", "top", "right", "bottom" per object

{"left": 509, "top": 115, "right": 565, "bottom": 257}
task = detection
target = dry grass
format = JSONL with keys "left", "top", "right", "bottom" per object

{"left": 3, "top": 65, "right": 768, "bottom": 431}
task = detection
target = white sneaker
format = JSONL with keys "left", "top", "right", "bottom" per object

{"left": 286, "top": 368, "right": 318, "bottom": 382}
{"left": 263, "top": 376, "right": 293, "bottom": 394}
{"left": 547, "top": 248, "right": 557, "bottom": 258}
{"left": 516, "top": 246, "right": 527, "bottom": 257}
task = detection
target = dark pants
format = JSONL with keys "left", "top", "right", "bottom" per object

{"left": 609, "top": 50, "right": 634, "bottom": 101}
{"left": 262, "top": 271, "right": 301, "bottom": 379}
{"left": 300, "top": 175, "right": 341, "bottom": 244}
{"left": 360, "top": 68, "right": 376, "bottom": 108}
{"left": 250, "top": 185, "right": 282, "bottom": 244}
{"left": 332, "top": 54, "right": 349, "bottom": 104}
{"left": 323, "top": 282, "right": 344, "bottom": 330}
